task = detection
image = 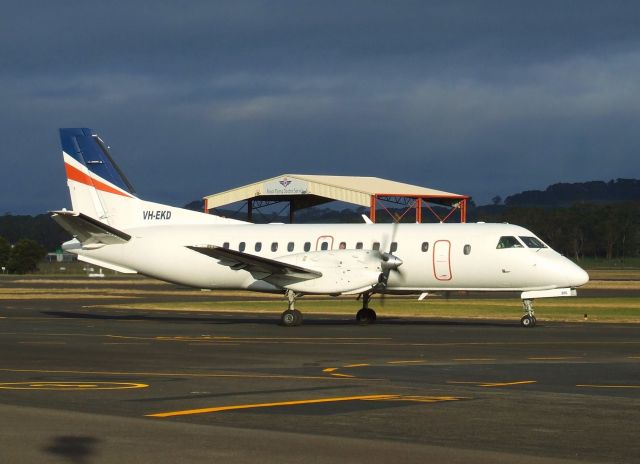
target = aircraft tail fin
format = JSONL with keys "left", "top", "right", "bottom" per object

{"left": 60, "top": 128, "right": 140, "bottom": 227}
{"left": 59, "top": 128, "right": 245, "bottom": 229}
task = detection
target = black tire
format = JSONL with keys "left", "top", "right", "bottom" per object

{"left": 293, "top": 309, "right": 303, "bottom": 325}
{"left": 520, "top": 315, "right": 534, "bottom": 328}
{"left": 356, "top": 308, "right": 372, "bottom": 324}
{"left": 356, "top": 308, "right": 377, "bottom": 324}
{"left": 281, "top": 310, "right": 298, "bottom": 327}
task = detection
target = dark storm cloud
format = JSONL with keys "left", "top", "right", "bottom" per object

{"left": 2, "top": 1, "right": 640, "bottom": 213}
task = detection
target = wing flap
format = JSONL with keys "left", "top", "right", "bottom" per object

{"left": 51, "top": 211, "right": 131, "bottom": 245}
{"left": 187, "top": 246, "right": 322, "bottom": 282}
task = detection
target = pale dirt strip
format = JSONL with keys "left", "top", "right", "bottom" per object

{"left": 584, "top": 280, "right": 640, "bottom": 290}
{"left": 10, "top": 278, "right": 169, "bottom": 286}
{"left": 0, "top": 288, "right": 283, "bottom": 300}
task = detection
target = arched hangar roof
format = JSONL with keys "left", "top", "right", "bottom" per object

{"left": 203, "top": 174, "right": 468, "bottom": 209}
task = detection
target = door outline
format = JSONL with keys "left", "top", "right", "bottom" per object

{"left": 316, "top": 235, "right": 334, "bottom": 251}
{"left": 433, "top": 240, "right": 452, "bottom": 281}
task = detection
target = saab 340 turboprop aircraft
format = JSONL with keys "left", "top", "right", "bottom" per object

{"left": 52, "top": 128, "right": 589, "bottom": 327}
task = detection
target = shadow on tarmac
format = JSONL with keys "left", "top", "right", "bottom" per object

{"left": 41, "top": 310, "right": 517, "bottom": 328}
{"left": 42, "top": 436, "right": 100, "bottom": 464}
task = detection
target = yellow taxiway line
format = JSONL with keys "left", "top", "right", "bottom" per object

{"left": 147, "top": 394, "right": 468, "bottom": 418}
{"left": 147, "top": 395, "right": 397, "bottom": 417}
{"left": 448, "top": 380, "right": 537, "bottom": 387}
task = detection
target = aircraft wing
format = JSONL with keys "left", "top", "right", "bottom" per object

{"left": 51, "top": 211, "right": 131, "bottom": 245}
{"left": 186, "top": 245, "right": 323, "bottom": 282}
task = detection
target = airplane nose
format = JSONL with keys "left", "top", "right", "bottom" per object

{"left": 567, "top": 263, "right": 589, "bottom": 287}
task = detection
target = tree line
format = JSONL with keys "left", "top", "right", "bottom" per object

{"left": 0, "top": 236, "right": 47, "bottom": 274}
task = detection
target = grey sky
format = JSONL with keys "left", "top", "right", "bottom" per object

{"left": 2, "top": 1, "right": 640, "bottom": 213}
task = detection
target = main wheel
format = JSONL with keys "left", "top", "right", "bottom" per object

{"left": 281, "top": 309, "right": 301, "bottom": 327}
{"left": 520, "top": 315, "right": 534, "bottom": 328}
{"left": 356, "top": 308, "right": 377, "bottom": 324}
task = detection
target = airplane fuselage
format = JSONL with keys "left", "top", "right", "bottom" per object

{"left": 65, "top": 221, "right": 589, "bottom": 294}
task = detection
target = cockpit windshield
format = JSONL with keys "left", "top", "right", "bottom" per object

{"left": 519, "top": 236, "right": 547, "bottom": 248}
{"left": 496, "top": 236, "right": 524, "bottom": 249}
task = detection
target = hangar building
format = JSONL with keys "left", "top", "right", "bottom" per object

{"left": 203, "top": 174, "right": 469, "bottom": 223}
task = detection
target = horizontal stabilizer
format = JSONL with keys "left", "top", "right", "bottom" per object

{"left": 187, "top": 246, "right": 322, "bottom": 282}
{"left": 51, "top": 211, "right": 131, "bottom": 245}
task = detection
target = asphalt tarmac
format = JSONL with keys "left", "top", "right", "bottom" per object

{"left": 0, "top": 284, "right": 639, "bottom": 463}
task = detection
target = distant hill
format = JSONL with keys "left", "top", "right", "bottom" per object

{"left": 505, "top": 179, "right": 640, "bottom": 207}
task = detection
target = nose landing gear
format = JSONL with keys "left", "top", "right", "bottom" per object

{"left": 520, "top": 298, "right": 537, "bottom": 327}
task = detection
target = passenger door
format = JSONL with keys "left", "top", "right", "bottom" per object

{"left": 316, "top": 235, "right": 334, "bottom": 251}
{"left": 433, "top": 240, "right": 452, "bottom": 281}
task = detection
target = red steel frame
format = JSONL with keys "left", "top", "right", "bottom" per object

{"left": 370, "top": 194, "right": 468, "bottom": 223}
{"left": 205, "top": 194, "right": 469, "bottom": 224}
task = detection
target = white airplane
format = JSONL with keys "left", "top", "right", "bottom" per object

{"left": 52, "top": 128, "right": 589, "bottom": 327}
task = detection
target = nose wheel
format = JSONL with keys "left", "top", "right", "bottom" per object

{"left": 520, "top": 314, "right": 537, "bottom": 327}
{"left": 520, "top": 299, "right": 537, "bottom": 327}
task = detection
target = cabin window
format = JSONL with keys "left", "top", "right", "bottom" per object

{"left": 421, "top": 242, "right": 429, "bottom": 252}
{"left": 222, "top": 242, "right": 230, "bottom": 249}
{"left": 304, "top": 242, "right": 311, "bottom": 252}
{"left": 339, "top": 241, "right": 346, "bottom": 249}
{"left": 463, "top": 244, "right": 471, "bottom": 255}
{"left": 271, "top": 242, "right": 278, "bottom": 252}
{"left": 287, "top": 242, "right": 294, "bottom": 252}
{"left": 390, "top": 242, "right": 398, "bottom": 253}
{"left": 519, "top": 236, "right": 547, "bottom": 248}
{"left": 372, "top": 242, "right": 380, "bottom": 251}
{"left": 496, "top": 236, "right": 523, "bottom": 249}
{"left": 356, "top": 242, "right": 363, "bottom": 249}
{"left": 320, "top": 242, "right": 329, "bottom": 251}
{"left": 238, "top": 241, "right": 246, "bottom": 252}
{"left": 255, "top": 242, "right": 262, "bottom": 252}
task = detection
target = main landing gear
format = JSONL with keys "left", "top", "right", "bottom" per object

{"left": 280, "top": 290, "right": 303, "bottom": 327}
{"left": 356, "top": 292, "right": 377, "bottom": 324}
{"left": 280, "top": 290, "right": 379, "bottom": 326}
{"left": 520, "top": 298, "right": 537, "bottom": 328}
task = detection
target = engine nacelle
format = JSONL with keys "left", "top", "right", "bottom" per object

{"left": 278, "top": 249, "right": 383, "bottom": 294}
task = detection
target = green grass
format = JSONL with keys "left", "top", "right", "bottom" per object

{"left": 102, "top": 296, "right": 640, "bottom": 323}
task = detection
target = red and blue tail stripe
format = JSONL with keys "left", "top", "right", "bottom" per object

{"left": 60, "top": 128, "right": 135, "bottom": 197}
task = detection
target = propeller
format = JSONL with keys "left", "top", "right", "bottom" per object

{"left": 375, "top": 221, "right": 404, "bottom": 306}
